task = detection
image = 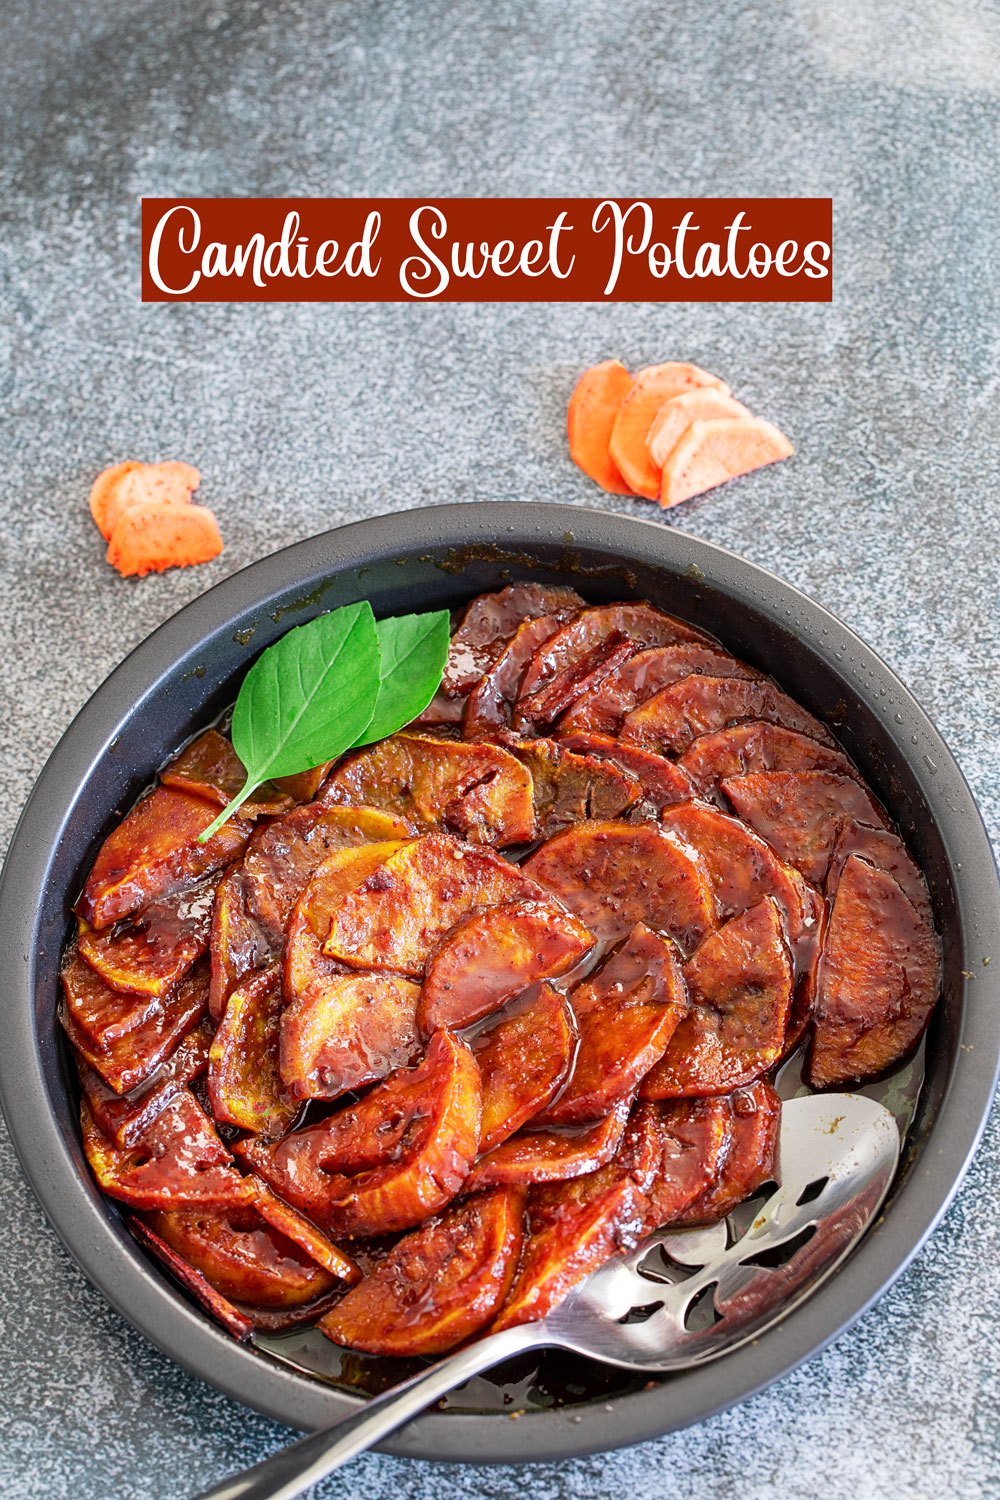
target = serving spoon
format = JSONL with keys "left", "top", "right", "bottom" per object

{"left": 192, "top": 1092, "right": 899, "bottom": 1500}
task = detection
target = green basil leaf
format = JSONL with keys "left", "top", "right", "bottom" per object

{"left": 197, "top": 601, "right": 381, "bottom": 840}
{"left": 353, "top": 609, "right": 451, "bottom": 748}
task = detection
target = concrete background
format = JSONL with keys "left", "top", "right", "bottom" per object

{"left": 2, "top": 1, "right": 999, "bottom": 1495}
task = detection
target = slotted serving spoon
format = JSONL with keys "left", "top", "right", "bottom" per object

{"left": 192, "top": 1092, "right": 899, "bottom": 1500}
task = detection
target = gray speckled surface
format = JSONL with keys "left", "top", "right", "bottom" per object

{"left": 2, "top": 1, "right": 1000, "bottom": 1495}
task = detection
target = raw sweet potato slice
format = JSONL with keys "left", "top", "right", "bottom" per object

{"left": 88, "top": 460, "right": 144, "bottom": 540}
{"left": 62, "top": 947, "right": 160, "bottom": 1050}
{"left": 638, "top": 1097, "right": 732, "bottom": 1230}
{"left": 556, "top": 643, "right": 761, "bottom": 736}
{"left": 517, "top": 602, "right": 709, "bottom": 705}
{"left": 660, "top": 416, "right": 793, "bottom": 509}
{"left": 321, "top": 732, "right": 534, "bottom": 846}
{"left": 826, "top": 822, "right": 934, "bottom": 928}
{"left": 440, "top": 584, "right": 585, "bottom": 700}
{"left": 609, "top": 363, "right": 731, "bottom": 500}
{"left": 461, "top": 615, "right": 564, "bottom": 739}
{"left": 522, "top": 820, "right": 717, "bottom": 955}
{"left": 82, "top": 1087, "right": 255, "bottom": 1209}
{"left": 208, "top": 867, "right": 275, "bottom": 1021}
{"left": 513, "top": 631, "right": 635, "bottom": 730}
{"left": 557, "top": 732, "right": 694, "bottom": 810}
{"left": 160, "top": 729, "right": 292, "bottom": 819}
{"left": 129, "top": 1217, "right": 254, "bottom": 1342}
{"left": 141, "top": 1204, "right": 340, "bottom": 1309}
{"left": 62, "top": 959, "right": 210, "bottom": 1095}
{"left": 77, "top": 879, "right": 215, "bottom": 1000}
{"left": 536, "top": 925, "right": 688, "bottom": 1126}
{"left": 420, "top": 898, "right": 594, "bottom": 1033}
{"left": 810, "top": 855, "right": 941, "bottom": 1088}
{"left": 107, "top": 500, "right": 223, "bottom": 578}
{"left": 661, "top": 800, "right": 822, "bottom": 971}
{"left": 721, "top": 770, "right": 890, "bottom": 885}
{"left": 280, "top": 972, "right": 422, "bottom": 1100}
{"left": 77, "top": 786, "right": 253, "bottom": 929}
{"left": 466, "top": 1097, "right": 632, "bottom": 1191}
{"left": 501, "top": 735, "right": 640, "bottom": 837}
{"left": 240, "top": 1031, "right": 482, "bottom": 1236}
{"left": 473, "top": 983, "right": 575, "bottom": 1152}
{"left": 320, "top": 1185, "right": 525, "bottom": 1356}
{"left": 671, "top": 1082, "right": 780, "bottom": 1227}
{"left": 76, "top": 1019, "right": 212, "bottom": 1149}
{"left": 567, "top": 360, "right": 635, "bottom": 495}
{"left": 208, "top": 965, "right": 298, "bottom": 1135}
{"left": 321, "top": 833, "right": 547, "bottom": 976}
{"left": 620, "top": 674, "right": 836, "bottom": 756}
{"left": 89, "top": 459, "right": 200, "bottom": 539}
{"left": 679, "top": 721, "right": 859, "bottom": 801}
{"left": 646, "top": 388, "right": 751, "bottom": 469}
{"left": 640, "top": 899, "right": 793, "bottom": 1098}
{"left": 491, "top": 1102, "right": 663, "bottom": 1329}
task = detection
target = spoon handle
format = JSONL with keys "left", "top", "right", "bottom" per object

{"left": 190, "top": 1325, "right": 539, "bottom": 1500}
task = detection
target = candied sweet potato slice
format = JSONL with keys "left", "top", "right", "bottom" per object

{"left": 420, "top": 898, "right": 593, "bottom": 1032}
{"left": 557, "top": 644, "right": 761, "bottom": 736}
{"left": 466, "top": 1097, "right": 632, "bottom": 1190}
{"left": 62, "top": 958, "right": 210, "bottom": 1094}
{"left": 321, "top": 732, "right": 534, "bottom": 846}
{"left": 208, "top": 867, "right": 274, "bottom": 1021}
{"left": 638, "top": 1096, "right": 731, "bottom": 1230}
{"left": 283, "top": 840, "right": 410, "bottom": 1002}
{"left": 77, "top": 879, "right": 215, "bottom": 1000}
{"left": 679, "top": 720, "right": 859, "bottom": 800}
{"left": 523, "top": 820, "right": 716, "bottom": 954}
{"left": 273, "top": 763, "right": 337, "bottom": 803}
{"left": 536, "top": 924, "right": 688, "bottom": 1126}
{"left": 82, "top": 1088, "right": 255, "bottom": 1209}
{"left": 208, "top": 965, "right": 298, "bottom": 1135}
{"left": 78, "top": 786, "right": 253, "bottom": 929}
{"left": 517, "top": 602, "right": 708, "bottom": 705}
{"left": 240, "top": 1031, "right": 482, "bottom": 1236}
{"left": 620, "top": 674, "right": 836, "bottom": 757}
{"left": 160, "top": 729, "right": 291, "bottom": 819}
{"left": 474, "top": 983, "right": 575, "bottom": 1152}
{"left": 567, "top": 359, "right": 635, "bottom": 495}
{"left": 129, "top": 1217, "right": 254, "bottom": 1342}
{"left": 76, "top": 1019, "right": 212, "bottom": 1149}
{"left": 513, "top": 631, "right": 635, "bottom": 731}
{"left": 320, "top": 1186, "right": 525, "bottom": 1355}
{"left": 646, "top": 388, "right": 751, "bottom": 470}
{"left": 826, "top": 822, "right": 933, "bottom": 928}
{"left": 671, "top": 1082, "right": 780, "bottom": 1227}
{"left": 462, "top": 615, "right": 565, "bottom": 739}
{"left": 440, "top": 584, "right": 585, "bottom": 699}
{"left": 641, "top": 899, "right": 793, "bottom": 1098}
{"left": 659, "top": 416, "right": 793, "bottom": 509}
{"left": 810, "top": 855, "right": 941, "bottom": 1088}
{"left": 321, "top": 833, "right": 547, "bottom": 976}
{"left": 62, "top": 947, "right": 160, "bottom": 1049}
{"left": 280, "top": 972, "right": 422, "bottom": 1101}
{"left": 501, "top": 735, "right": 640, "bottom": 837}
{"left": 609, "top": 363, "right": 731, "bottom": 500}
{"left": 251, "top": 1185, "right": 361, "bottom": 1282}
{"left": 722, "top": 770, "right": 890, "bottom": 885}
{"left": 491, "top": 1103, "right": 663, "bottom": 1329}
{"left": 557, "top": 732, "right": 694, "bottom": 810}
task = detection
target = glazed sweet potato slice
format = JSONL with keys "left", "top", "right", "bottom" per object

{"left": 502, "top": 735, "right": 640, "bottom": 837}
{"left": 61, "top": 958, "right": 210, "bottom": 1094}
{"left": 441, "top": 583, "right": 585, "bottom": 699}
{"left": 208, "top": 867, "right": 275, "bottom": 1021}
{"left": 76, "top": 1019, "right": 212, "bottom": 1149}
{"left": 671, "top": 1082, "right": 780, "bottom": 1227}
{"left": 810, "top": 855, "right": 941, "bottom": 1088}
{"left": 273, "top": 763, "right": 338, "bottom": 803}
{"left": 722, "top": 770, "right": 890, "bottom": 885}
{"left": 283, "top": 840, "right": 410, "bottom": 1001}
{"left": 826, "top": 822, "right": 933, "bottom": 927}
{"left": 620, "top": 675, "right": 836, "bottom": 757}
{"left": 491, "top": 1103, "right": 663, "bottom": 1329}
{"left": 77, "top": 879, "right": 215, "bottom": 1000}
{"left": 321, "top": 833, "right": 547, "bottom": 976}
{"left": 77, "top": 787, "right": 253, "bottom": 929}
{"left": 641, "top": 899, "right": 793, "bottom": 1098}
{"left": 646, "top": 388, "right": 752, "bottom": 469}
{"left": 517, "top": 602, "right": 709, "bottom": 706}
{"left": 536, "top": 925, "right": 688, "bottom": 1126}
{"left": 420, "top": 898, "right": 594, "bottom": 1032}
{"left": 474, "top": 983, "right": 575, "bottom": 1153}
{"left": 557, "top": 644, "right": 762, "bottom": 736}
{"left": 522, "top": 821, "right": 716, "bottom": 954}
{"left": 462, "top": 614, "right": 565, "bottom": 739}
{"left": 513, "top": 631, "right": 635, "bottom": 730}
{"left": 662, "top": 800, "right": 821, "bottom": 971}
{"left": 638, "top": 1097, "right": 731, "bottom": 1230}
{"left": 82, "top": 1088, "right": 255, "bottom": 1209}
{"left": 679, "top": 721, "right": 859, "bottom": 800}
{"left": 557, "top": 732, "right": 694, "bottom": 810}
{"left": 129, "top": 1217, "right": 254, "bottom": 1342}
{"left": 240, "top": 1031, "right": 482, "bottom": 1236}
{"left": 659, "top": 417, "right": 793, "bottom": 509}
{"left": 160, "top": 729, "right": 292, "bottom": 819}
{"left": 251, "top": 1185, "right": 362, "bottom": 1281}
{"left": 321, "top": 732, "right": 534, "bottom": 846}
{"left": 609, "top": 363, "right": 731, "bottom": 499}
{"left": 567, "top": 359, "right": 635, "bottom": 494}
{"left": 466, "top": 1097, "right": 632, "bottom": 1191}
{"left": 62, "top": 947, "right": 160, "bottom": 1050}
{"left": 280, "top": 972, "right": 422, "bottom": 1101}
{"left": 208, "top": 965, "right": 298, "bottom": 1135}
{"left": 320, "top": 1186, "right": 525, "bottom": 1355}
